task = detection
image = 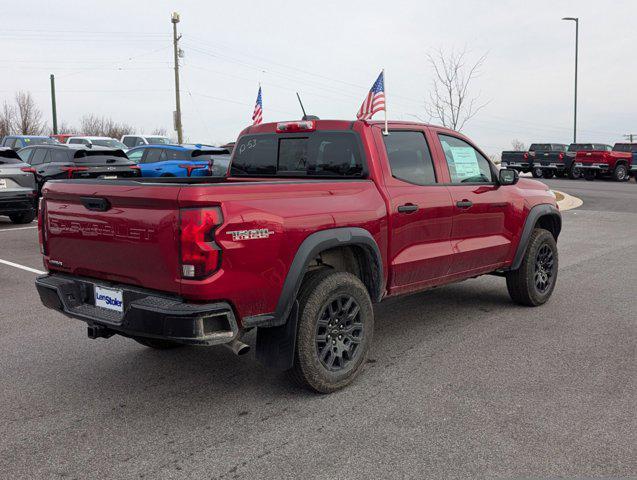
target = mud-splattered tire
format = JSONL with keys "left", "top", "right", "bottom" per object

{"left": 506, "top": 228, "right": 558, "bottom": 307}
{"left": 288, "top": 269, "right": 373, "bottom": 393}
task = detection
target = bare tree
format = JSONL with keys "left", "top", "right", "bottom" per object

{"left": 15, "top": 91, "right": 45, "bottom": 135}
{"left": 0, "top": 101, "right": 16, "bottom": 138}
{"left": 55, "top": 120, "right": 77, "bottom": 135}
{"left": 152, "top": 127, "right": 167, "bottom": 136}
{"left": 424, "top": 47, "right": 488, "bottom": 131}
{"left": 511, "top": 139, "right": 526, "bottom": 151}
{"left": 79, "top": 114, "right": 134, "bottom": 139}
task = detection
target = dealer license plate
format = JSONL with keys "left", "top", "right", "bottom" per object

{"left": 94, "top": 286, "right": 124, "bottom": 312}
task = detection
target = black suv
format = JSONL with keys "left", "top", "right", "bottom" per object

{"left": 0, "top": 148, "right": 38, "bottom": 224}
{"left": 17, "top": 145, "right": 140, "bottom": 192}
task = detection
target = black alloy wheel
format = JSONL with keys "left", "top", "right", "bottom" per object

{"left": 315, "top": 294, "right": 364, "bottom": 372}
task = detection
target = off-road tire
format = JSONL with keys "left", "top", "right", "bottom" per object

{"left": 506, "top": 228, "right": 558, "bottom": 306}
{"left": 543, "top": 170, "right": 555, "bottom": 179}
{"left": 613, "top": 164, "right": 628, "bottom": 182}
{"left": 9, "top": 210, "right": 36, "bottom": 224}
{"left": 531, "top": 167, "right": 543, "bottom": 178}
{"left": 133, "top": 337, "right": 184, "bottom": 349}
{"left": 288, "top": 269, "right": 374, "bottom": 393}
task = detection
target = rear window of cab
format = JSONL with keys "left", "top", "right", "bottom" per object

{"left": 230, "top": 132, "right": 365, "bottom": 177}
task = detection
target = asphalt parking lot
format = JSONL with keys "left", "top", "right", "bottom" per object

{"left": 1, "top": 179, "right": 635, "bottom": 479}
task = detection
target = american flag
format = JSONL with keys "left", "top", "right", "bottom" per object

{"left": 356, "top": 71, "right": 385, "bottom": 120}
{"left": 252, "top": 86, "right": 263, "bottom": 125}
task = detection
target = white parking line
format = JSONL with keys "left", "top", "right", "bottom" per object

{"left": 0, "top": 258, "right": 45, "bottom": 275}
{"left": 0, "top": 226, "right": 38, "bottom": 232}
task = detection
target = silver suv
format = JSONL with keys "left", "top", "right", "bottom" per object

{"left": 0, "top": 148, "right": 38, "bottom": 224}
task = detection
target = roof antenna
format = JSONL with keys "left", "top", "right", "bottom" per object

{"left": 296, "top": 92, "right": 319, "bottom": 121}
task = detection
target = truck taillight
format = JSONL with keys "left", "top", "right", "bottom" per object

{"left": 179, "top": 207, "right": 222, "bottom": 279}
{"left": 276, "top": 121, "right": 316, "bottom": 133}
{"left": 558, "top": 152, "right": 564, "bottom": 160}
{"left": 523, "top": 152, "right": 529, "bottom": 159}
{"left": 38, "top": 198, "right": 47, "bottom": 256}
{"left": 21, "top": 167, "right": 36, "bottom": 173}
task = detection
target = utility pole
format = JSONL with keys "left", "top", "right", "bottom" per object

{"left": 562, "top": 17, "right": 578, "bottom": 143}
{"left": 50, "top": 74, "right": 58, "bottom": 135}
{"left": 623, "top": 134, "right": 636, "bottom": 143}
{"left": 172, "top": 12, "right": 183, "bottom": 144}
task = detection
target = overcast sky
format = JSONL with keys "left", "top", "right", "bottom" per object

{"left": 2, "top": 0, "right": 635, "bottom": 154}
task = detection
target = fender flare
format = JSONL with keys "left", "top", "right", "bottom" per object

{"left": 252, "top": 227, "right": 384, "bottom": 370}
{"left": 509, "top": 204, "right": 561, "bottom": 271}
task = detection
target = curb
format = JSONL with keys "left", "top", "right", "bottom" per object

{"left": 555, "top": 190, "right": 583, "bottom": 211}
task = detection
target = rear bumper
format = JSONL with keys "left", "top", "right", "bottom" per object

{"left": 501, "top": 163, "right": 530, "bottom": 171}
{"left": 0, "top": 190, "right": 37, "bottom": 214}
{"left": 35, "top": 274, "right": 239, "bottom": 346}
{"left": 575, "top": 163, "right": 609, "bottom": 171}
{"left": 537, "top": 163, "right": 566, "bottom": 170}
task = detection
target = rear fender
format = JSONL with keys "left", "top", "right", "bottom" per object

{"left": 252, "top": 227, "right": 384, "bottom": 370}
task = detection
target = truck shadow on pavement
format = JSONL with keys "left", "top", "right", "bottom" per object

{"left": 74, "top": 276, "right": 522, "bottom": 403}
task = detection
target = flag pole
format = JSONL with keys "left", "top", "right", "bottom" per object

{"left": 383, "top": 69, "right": 389, "bottom": 135}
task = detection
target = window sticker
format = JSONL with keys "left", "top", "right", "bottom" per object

{"left": 449, "top": 146, "right": 480, "bottom": 180}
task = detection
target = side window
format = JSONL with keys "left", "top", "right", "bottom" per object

{"left": 163, "top": 149, "right": 183, "bottom": 161}
{"left": 122, "top": 137, "right": 136, "bottom": 148}
{"left": 69, "top": 139, "right": 81, "bottom": 144}
{"left": 136, "top": 137, "right": 146, "bottom": 146}
{"left": 50, "top": 149, "right": 69, "bottom": 164}
{"left": 5, "top": 138, "right": 16, "bottom": 149}
{"left": 144, "top": 148, "right": 162, "bottom": 163}
{"left": 18, "top": 148, "right": 33, "bottom": 163}
{"left": 382, "top": 131, "right": 437, "bottom": 184}
{"left": 439, "top": 134, "right": 494, "bottom": 184}
{"left": 30, "top": 148, "right": 47, "bottom": 166}
{"left": 127, "top": 149, "right": 144, "bottom": 162}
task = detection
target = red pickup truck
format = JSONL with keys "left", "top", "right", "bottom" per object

{"left": 35, "top": 120, "right": 561, "bottom": 392}
{"left": 575, "top": 143, "right": 632, "bottom": 181}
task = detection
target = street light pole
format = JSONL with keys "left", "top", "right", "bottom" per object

{"left": 562, "top": 17, "right": 578, "bottom": 143}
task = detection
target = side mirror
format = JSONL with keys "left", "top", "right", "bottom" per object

{"left": 499, "top": 168, "right": 519, "bottom": 186}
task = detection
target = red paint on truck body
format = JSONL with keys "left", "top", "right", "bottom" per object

{"left": 39, "top": 120, "right": 556, "bottom": 324}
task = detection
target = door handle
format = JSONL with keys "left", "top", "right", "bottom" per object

{"left": 397, "top": 203, "right": 418, "bottom": 213}
{"left": 456, "top": 200, "right": 473, "bottom": 209}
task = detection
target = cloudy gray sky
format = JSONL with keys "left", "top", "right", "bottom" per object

{"left": 2, "top": 0, "right": 635, "bottom": 154}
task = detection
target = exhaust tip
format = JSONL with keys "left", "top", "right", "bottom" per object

{"left": 223, "top": 339, "right": 250, "bottom": 356}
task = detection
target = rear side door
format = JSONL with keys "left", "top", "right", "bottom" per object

{"left": 434, "top": 132, "right": 515, "bottom": 275}
{"left": 141, "top": 148, "right": 164, "bottom": 176}
{"left": 374, "top": 126, "right": 454, "bottom": 294}
{"left": 28, "top": 148, "right": 50, "bottom": 186}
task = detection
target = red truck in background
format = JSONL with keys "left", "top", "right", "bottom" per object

{"left": 575, "top": 143, "right": 633, "bottom": 181}
{"left": 35, "top": 120, "right": 561, "bottom": 393}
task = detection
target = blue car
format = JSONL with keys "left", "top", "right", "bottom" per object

{"left": 1, "top": 135, "right": 59, "bottom": 151}
{"left": 126, "top": 144, "right": 231, "bottom": 178}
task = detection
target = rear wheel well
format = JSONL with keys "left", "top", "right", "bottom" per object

{"left": 308, "top": 245, "right": 381, "bottom": 302}
{"left": 536, "top": 214, "right": 561, "bottom": 240}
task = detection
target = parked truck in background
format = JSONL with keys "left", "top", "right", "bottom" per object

{"left": 35, "top": 119, "right": 561, "bottom": 393}
{"left": 611, "top": 143, "right": 637, "bottom": 182}
{"left": 501, "top": 144, "right": 571, "bottom": 178}
{"left": 575, "top": 143, "right": 632, "bottom": 181}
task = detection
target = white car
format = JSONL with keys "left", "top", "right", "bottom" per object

{"left": 121, "top": 134, "right": 172, "bottom": 149}
{"left": 66, "top": 136, "right": 128, "bottom": 151}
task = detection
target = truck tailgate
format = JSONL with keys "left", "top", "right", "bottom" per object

{"left": 43, "top": 181, "right": 182, "bottom": 294}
